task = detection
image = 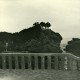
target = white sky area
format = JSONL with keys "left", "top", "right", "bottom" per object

{"left": 0, "top": 0, "right": 80, "bottom": 44}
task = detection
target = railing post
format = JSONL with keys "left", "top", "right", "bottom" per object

{"left": 0, "top": 56, "right": 2, "bottom": 69}
{"left": 41, "top": 56, "right": 44, "bottom": 69}
{"left": 48, "top": 56, "right": 51, "bottom": 69}
{"left": 61, "top": 56, "right": 65, "bottom": 70}
{"left": 72, "top": 59, "right": 78, "bottom": 70}
{"left": 2, "top": 55, "right": 6, "bottom": 69}
{"left": 77, "top": 60, "right": 80, "bottom": 71}
{"left": 21, "top": 56, "right": 25, "bottom": 69}
{"left": 54, "top": 56, "right": 58, "bottom": 70}
{"left": 67, "top": 56, "right": 72, "bottom": 70}
{"left": 28, "top": 55, "right": 31, "bottom": 69}
{"left": 15, "top": 56, "right": 18, "bottom": 69}
{"left": 9, "top": 55, "right": 12, "bottom": 69}
{"left": 35, "top": 56, "right": 38, "bottom": 69}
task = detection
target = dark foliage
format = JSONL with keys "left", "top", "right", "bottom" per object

{"left": 0, "top": 22, "right": 62, "bottom": 53}
{"left": 64, "top": 38, "right": 80, "bottom": 57}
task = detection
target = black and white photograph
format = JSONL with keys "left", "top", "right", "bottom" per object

{"left": 0, "top": 0, "right": 80, "bottom": 80}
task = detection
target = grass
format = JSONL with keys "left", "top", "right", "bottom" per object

{"left": 0, "top": 70, "right": 80, "bottom": 80}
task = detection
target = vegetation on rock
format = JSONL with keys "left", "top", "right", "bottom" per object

{"left": 0, "top": 22, "right": 62, "bottom": 53}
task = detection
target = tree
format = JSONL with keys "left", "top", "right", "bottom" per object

{"left": 40, "top": 22, "right": 51, "bottom": 29}
{"left": 0, "top": 22, "right": 62, "bottom": 53}
{"left": 45, "top": 22, "right": 51, "bottom": 29}
{"left": 64, "top": 38, "right": 80, "bottom": 57}
{"left": 24, "top": 39, "right": 42, "bottom": 53}
{"left": 40, "top": 22, "right": 46, "bottom": 29}
{"left": 33, "top": 22, "right": 40, "bottom": 27}
{"left": 23, "top": 30, "right": 62, "bottom": 53}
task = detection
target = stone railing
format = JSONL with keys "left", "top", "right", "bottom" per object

{"left": 0, "top": 53, "right": 80, "bottom": 70}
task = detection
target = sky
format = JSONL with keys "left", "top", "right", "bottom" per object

{"left": 0, "top": 0, "right": 80, "bottom": 44}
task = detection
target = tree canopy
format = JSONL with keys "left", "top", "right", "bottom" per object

{"left": 64, "top": 38, "right": 80, "bottom": 57}
{"left": 40, "top": 22, "right": 51, "bottom": 29}
{"left": 0, "top": 22, "right": 62, "bottom": 53}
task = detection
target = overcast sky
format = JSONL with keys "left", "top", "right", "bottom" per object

{"left": 0, "top": 0, "right": 80, "bottom": 43}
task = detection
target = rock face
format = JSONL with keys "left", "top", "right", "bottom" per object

{"left": 0, "top": 23, "right": 63, "bottom": 53}
{"left": 64, "top": 38, "right": 80, "bottom": 57}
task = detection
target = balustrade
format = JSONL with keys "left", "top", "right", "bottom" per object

{"left": 0, "top": 53, "right": 79, "bottom": 71}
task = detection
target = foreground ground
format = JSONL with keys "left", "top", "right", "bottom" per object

{"left": 0, "top": 70, "right": 80, "bottom": 80}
